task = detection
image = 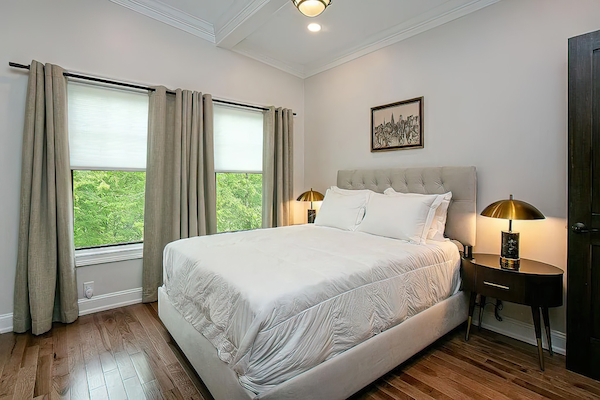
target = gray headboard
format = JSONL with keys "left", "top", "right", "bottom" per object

{"left": 337, "top": 166, "right": 477, "bottom": 246}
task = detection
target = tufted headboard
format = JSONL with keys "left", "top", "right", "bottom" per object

{"left": 337, "top": 166, "right": 477, "bottom": 247}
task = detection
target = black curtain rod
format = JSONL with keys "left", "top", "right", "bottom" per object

{"left": 8, "top": 62, "right": 294, "bottom": 115}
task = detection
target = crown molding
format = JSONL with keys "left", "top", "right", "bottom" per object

{"left": 109, "top": 0, "right": 500, "bottom": 80}
{"left": 215, "top": 0, "right": 270, "bottom": 46}
{"left": 216, "top": 0, "right": 289, "bottom": 49}
{"left": 109, "top": 0, "right": 216, "bottom": 43}
{"left": 232, "top": 47, "right": 306, "bottom": 79}
{"left": 302, "top": 0, "right": 501, "bottom": 77}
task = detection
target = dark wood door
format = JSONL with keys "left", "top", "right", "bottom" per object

{"left": 568, "top": 29, "right": 600, "bottom": 379}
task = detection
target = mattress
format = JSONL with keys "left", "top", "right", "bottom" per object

{"left": 162, "top": 224, "right": 461, "bottom": 394}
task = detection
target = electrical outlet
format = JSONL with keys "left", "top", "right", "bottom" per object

{"left": 83, "top": 281, "right": 94, "bottom": 299}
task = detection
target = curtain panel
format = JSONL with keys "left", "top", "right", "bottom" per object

{"left": 263, "top": 107, "right": 294, "bottom": 228}
{"left": 14, "top": 60, "right": 79, "bottom": 335}
{"left": 142, "top": 87, "right": 216, "bottom": 303}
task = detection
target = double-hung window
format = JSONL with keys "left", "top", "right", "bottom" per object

{"left": 213, "top": 105, "right": 264, "bottom": 233}
{"left": 67, "top": 82, "right": 149, "bottom": 250}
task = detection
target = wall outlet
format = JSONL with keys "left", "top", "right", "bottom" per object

{"left": 83, "top": 281, "right": 94, "bottom": 299}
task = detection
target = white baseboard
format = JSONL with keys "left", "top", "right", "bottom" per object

{"left": 0, "top": 313, "right": 13, "bottom": 334}
{"left": 78, "top": 287, "right": 143, "bottom": 316}
{"left": 473, "top": 310, "right": 566, "bottom": 355}
{"left": 0, "top": 287, "right": 143, "bottom": 333}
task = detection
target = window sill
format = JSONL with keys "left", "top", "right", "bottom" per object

{"left": 75, "top": 243, "right": 143, "bottom": 267}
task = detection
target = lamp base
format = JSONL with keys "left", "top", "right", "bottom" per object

{"left": 307, "top": 209, "right": 316, "bottom": 224}
{"left": 500, "top": 256, "right": 520, "bottom": 270}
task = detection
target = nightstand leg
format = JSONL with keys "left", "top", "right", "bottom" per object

{"left": 531, "top": 306, "right": 545, "bottom": 371}
{"left": 465, "top": 292, "right": 477, "bottom": 341}
{"left": 541, "top": 307, "right": 553, "bottom": 356}
{"left": 478, "top": 295, "right": 486, "bottom": 331}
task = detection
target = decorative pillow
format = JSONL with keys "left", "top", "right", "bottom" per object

{"left": 384, "top": 189, "right": 452, "bottom": 241}
{"left": 356, "top": 192, "right": 443, "bottom": 244}
{"left": 314, "top": 189, "right": 369, "bottom": 231}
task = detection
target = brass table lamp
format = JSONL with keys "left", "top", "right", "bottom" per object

{"left": 481, "top": 194, "right": 545, "bottom": 270}
{"left": 297, "top": 188, "right": 324, "bottom": 223}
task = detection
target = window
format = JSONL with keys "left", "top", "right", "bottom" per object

{"left": 213, "top": 106, "right": 264, "bottom": 233}
{"left": 68, "top": 82, "right": 149, "bottom": 249}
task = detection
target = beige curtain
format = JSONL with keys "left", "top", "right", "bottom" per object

{"left": 262, "top": 107, "right": 294, "bottom": 228}
{"left": 14, "top": 61, "right": 79, "bottom": 335}
{"left": 142, "top": 87, "right": 216, "bottom": 302}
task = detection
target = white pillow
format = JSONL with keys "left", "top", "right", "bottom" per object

{"left": 357, "top": 192, "right": 443, "bottom": 244}
{"left": 314, "top": 189, "right": 369, "bottom": 231}
{"left": 330, "top": 186, "right": 375, "bottom": 197}
{"left": 384, "top": 189, "right": 452, "bottom": 241}
{"left": 329, "top": 186, "right": 373, "bottom": 222}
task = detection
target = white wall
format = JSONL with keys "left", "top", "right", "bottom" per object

{"left": 2, "top": 0, "right": 597, "bottom": 346}
{"left": 304, "top": 0, "right": 600, "bottom": 335}
{"left": 0, "top": 0, "right": 305, "bottom": 316}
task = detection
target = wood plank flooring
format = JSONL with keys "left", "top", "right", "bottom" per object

{"left": 1, "top": 303, "right": 599, "bottom": 400}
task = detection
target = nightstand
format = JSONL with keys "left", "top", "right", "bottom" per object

{"left": 462, "top": 253, "right": 563, "bottom": 370}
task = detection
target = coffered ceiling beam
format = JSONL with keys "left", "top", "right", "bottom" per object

{"left": 215, "top": 0, "right": 289, "bottom": 49}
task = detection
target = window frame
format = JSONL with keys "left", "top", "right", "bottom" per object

{"left": 67, "top": 80, "right": 149, "bottom": 265}
{"left": 213, "top": 104, "right": 265, "bottom": 234}
{"left": 71, "top": 169, "right": 146, "bottom": 266}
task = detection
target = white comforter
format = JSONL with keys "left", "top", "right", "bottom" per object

{"left": 162, "top": 225, "right": 461, "bottom": 394}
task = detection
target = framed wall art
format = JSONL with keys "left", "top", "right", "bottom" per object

{"left": 371, "top": 97, "right": 423, "bottom": 152}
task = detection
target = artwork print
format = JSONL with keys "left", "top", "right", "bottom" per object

{"left": 371, "top": 97, "right": 423, "bottom": 151}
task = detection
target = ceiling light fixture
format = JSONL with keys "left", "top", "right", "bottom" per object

{"left": 307, "top": 23, "right": 321, "bottom": 32}
{"left": 292, "top": 0, "right": 331, "bottom": 18}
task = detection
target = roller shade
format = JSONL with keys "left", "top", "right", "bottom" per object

{"left": 214, "top": 105, "right": 263, "bottom": 173}
{"left": 68, "top": 82, "right": 149, "bottom": 170}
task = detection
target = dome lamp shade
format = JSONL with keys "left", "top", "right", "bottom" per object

{"left": 292, "top": 0, "right": 331, "bottom": 17}
{"left": 297, "top": 188, "right": 324, "bottom": 223}
{"left": 480, "top": 194, "right": 545, "bottom": 270}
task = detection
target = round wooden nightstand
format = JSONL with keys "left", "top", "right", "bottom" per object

{"left": 462, "top": 253, "right": 564, "bottom": 371}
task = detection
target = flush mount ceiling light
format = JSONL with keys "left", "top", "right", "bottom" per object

{"left": 307, "top": 23, "right": 321, "bottom": 32}
{"left": 292, "top": 0, "right": 331, "bottom": 17}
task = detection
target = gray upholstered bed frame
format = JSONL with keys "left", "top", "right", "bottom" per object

{"left": 159, "top": 166, "right": 477, "bottom": 400}
{"left": 337, "top": 166, "right": 477, "bottom": 247}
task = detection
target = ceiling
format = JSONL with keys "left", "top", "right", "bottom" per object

{"left": 110, "top": 0, "right": 500, "bottom": 78}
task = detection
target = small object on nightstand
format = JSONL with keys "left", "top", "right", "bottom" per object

{"left": 462, "top": 253, "right": 563, "bottom": 371}
{"left": 480, "top": 195, "right": 545, "bottom": 270}
{"left": 296, "top": 188, "right": 324, "bottom": 223}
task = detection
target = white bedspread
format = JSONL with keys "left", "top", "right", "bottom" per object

{"left": 162, "top": 225, "right": 461, "bottom": 394}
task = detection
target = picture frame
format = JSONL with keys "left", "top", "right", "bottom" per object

{"left": 371, "top": 97, "right": 424, "bottom": 152}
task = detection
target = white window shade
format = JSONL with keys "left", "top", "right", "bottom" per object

{"left": 214, "top": 105, "right": 264, "bottom": 173}
{"left": 68, "top": 82, "right": 149, "bottom": 170}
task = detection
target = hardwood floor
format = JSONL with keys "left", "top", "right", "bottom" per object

{"left": 1, "top": 304, "right": 599, "bottom": 400}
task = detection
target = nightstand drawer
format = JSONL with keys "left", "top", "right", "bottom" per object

{"left": 476, "top": 266, "right": 528, "bottom": 304}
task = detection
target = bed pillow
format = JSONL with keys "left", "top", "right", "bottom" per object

{"left": 330, "top": 186, "right": 375, "bottom": 197}
{"left": 329, "top": 186, "right": 373, "bottom": 223}
{"left": 314, "top": 189, "right": 369, "bottom": 231}
{"left": 356, "top": 192, "right": 443, "bottom": 244}
{"left": 384, "top": 189, "right": 452, "bottom": 241}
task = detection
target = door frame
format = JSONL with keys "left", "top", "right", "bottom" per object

{"left": 567, "top": 29, "right": 600, "bottom": 378}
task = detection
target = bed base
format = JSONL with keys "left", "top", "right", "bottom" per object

{"left": 158, "top": 287, "right": 468, "bottom": 400}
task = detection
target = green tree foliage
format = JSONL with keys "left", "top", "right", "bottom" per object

{"left": 73, "top": 170, "right": 146, "bottom": 248}
{"left": 73, "top": 171, "right": 260, "bottom": 248}
{"left": 217, "top": 173, "right": 262, "bottom": 233}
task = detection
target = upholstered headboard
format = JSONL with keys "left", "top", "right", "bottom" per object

{"left": 337, "top": 166, "right": 477, "bottom": 247}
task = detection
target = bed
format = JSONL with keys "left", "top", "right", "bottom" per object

{"left": 158, "top": 166, "right": 477, "bottom": 400}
